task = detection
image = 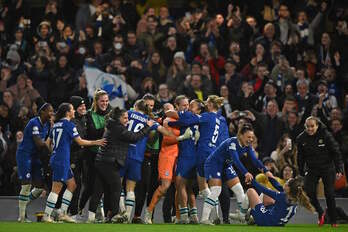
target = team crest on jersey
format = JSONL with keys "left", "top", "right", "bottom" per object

{"left": 229, "top": 142, "right": 236, "bottom": 150}
{"left": 26, "top": 173, "right": 31, "bottom": 178}
{"left": 32, "top": 126, "right": 39, "bottom": 134}
{"left": 165, "top": 171, "right": 169, "bottom": 176}
{"left": 217, "top": 172, "right": 221, "bottom": 177}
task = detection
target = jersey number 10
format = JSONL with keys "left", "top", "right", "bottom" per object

{"left": 128, "top": 119, "right": 145, "bottom": 132}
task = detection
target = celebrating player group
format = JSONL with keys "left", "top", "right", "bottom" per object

{"left": 16, "top": 93, "right": 315, "bottom": 226}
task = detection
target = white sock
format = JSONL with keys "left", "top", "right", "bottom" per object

{"left": 45, "top": 192, "right": 58, "bottom": 216}
{"left": 88, "top": 211, "right": 96, "bottom": 221}
{"left": 199, "top": 188, "right": 211, "bottom": 199}
{"left": 61, "top": 190, "right": 73, "bottom": 214}
{"left": 125, "top": 191, "right": 135, "bottom": 220}
{"left": 19, "top": 184, "right": 31, "bottom": 219}
{"left": 189, "top": 207, "right": 198, "bottom": 218}
{"left": 119, "top": 190, "right": 126, "bottom": 212}
{"left": 29, "top": 187, "right": 43, "bottom": 202}
{"left": 179, "top": 207, "right": 189, "bottom": 221}
{"left": 231, "top": 183, "right": 246, "bottom": 214}
{"left": 201, "top": 186, "right": 221, "bottom": 221}
{"left": 210, "top": 200, "right": 219, "bottom": 220}
{"left": 96, "top": 198, "right": 105, "bottom": 219}
{"left": 241, "top": 194, "right": 249, "bottom": 212}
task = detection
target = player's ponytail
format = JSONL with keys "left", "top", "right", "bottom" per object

{"left": 287, "top": 176, "right": 315, "bottom": 213}
{"left": 237, "top": 123, "right": 254, "bottom": 140}
{"left": 206, "top": 95, "right": 224, "bottom": 110}
{"left": 55, "top": 103, "right": 72, "bottom": 122}
{"left": 296, "top": 186, "right": 315, "bottom": 213}
{"left": 134, "top": 99, "right": 154, "bottom": 118}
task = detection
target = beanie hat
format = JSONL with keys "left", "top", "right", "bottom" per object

{"left": 70, "top": 96, "right": 85, "bottom": 109}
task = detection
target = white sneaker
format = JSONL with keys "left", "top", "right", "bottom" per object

{"left": 189, "top": 214, "right": 199, "bottom": 224}
{"left": 229, "top": 211, "right": 246, "bottom": 223}
{"left": 59, "top": 214, "right": 77, "bottom": 223}
{"left": 111, "top": 213, "right": 128, "bottom": 224}
{"left": 70, "top": 215, "right": 84, "bottom": 223}
{"left": 245, "top": 208, "right": 255, "bottom": 225}
{"left": 144, "top": 209, "right": 153, "bottom": 224}
{"left": 18, "top": 217, "right": 32, "bottom": 223}
{"left": 86, "top": 219, "right": 96, "bottom": 224}
{"left": 200, "top": 219, "right": 215, "bottom": 225}
{"left": 177, "top": 218, "right": 189, "bottom": 224}
{"left": 42, "top": 215, "right": 55, "bottom": 223}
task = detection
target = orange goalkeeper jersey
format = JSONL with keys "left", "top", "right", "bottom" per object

{"left": 159, "top": 117, "right": 180, "bottom": 158}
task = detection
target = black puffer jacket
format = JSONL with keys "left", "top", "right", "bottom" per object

{"left": 296, "top": 123, "right": 344, "bottom": 176}
{"left": 96, "top": 118, "right": 151, "bottom": 167}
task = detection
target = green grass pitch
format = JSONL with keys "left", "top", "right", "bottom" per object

{"left": 0, "top": 223, "right": 347, "bottom": 232}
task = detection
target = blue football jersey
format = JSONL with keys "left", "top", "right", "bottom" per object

{"left": 49, "top": 119, "right": 79, "bottom": 166}
{"left": 168, "top": 111, "right": 223, "bottom": 157}
{"left": 127, "top": 110, "right": 149, "bottom": 162}
{"left": 177, "top": 111, "right": 198, "bottom": 158}
{"left": 252, "top": 178, "right": 297, "bottom": 225}
{"left": 216, "top": 114, "right": 229, "bottom": 146}
{"left": 17, "top": 116, "right": 50, "bottom": 155}
{"left": 196, "top": 112, "right": 221, "bottom": 153}
{"left": 206, "top": 137, "right": 267, "bottom": 175}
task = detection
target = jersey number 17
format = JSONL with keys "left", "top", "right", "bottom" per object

{"left": 52, "top": 128, "right": 63, "bottom": 150}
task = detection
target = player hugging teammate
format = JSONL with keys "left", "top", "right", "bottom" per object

{"left": 16, "top": 94, "right": 316, "bottom": 226}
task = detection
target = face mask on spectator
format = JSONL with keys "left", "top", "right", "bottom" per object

{"left": 114, "top": 42, "right": 122, "bottom": 50}
{"left": 78, "top": 47, "right": 86, "bottom": 55}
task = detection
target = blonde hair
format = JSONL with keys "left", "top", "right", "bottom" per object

{"left": 174, "top": 95, "right": 188, "bottom": 108}
{"left": 305, "top": 116, "right": 319, "bottom": 125}
{"left": 134, "top": 99, "right": 153, "bottom": 118}
{"left": 206, "top": 95, "right": 224, "bottom": 110}
{"left": 91, "top": 89, "right": 108, "bottom": 112}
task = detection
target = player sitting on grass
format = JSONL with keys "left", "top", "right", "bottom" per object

{"left": 246, "top": 176, "right": 315, "bottom": 226}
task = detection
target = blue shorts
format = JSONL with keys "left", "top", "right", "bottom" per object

{"left": 176, "top": 156, "right": 196, "bottom": 179}
{"left": 51, "top": 163, "right": 74, "bottom": 182}
{"left": 197, "top": 150, "right": 213, "bottom": 177}
{"left": 16, "top": 152, "right": 44, "bottom": 181}
{"left": 119, "top": 157, "right": 142, "bottom": 181}
{"left": 223, "top": 163, "right": 238, "bottom": 181}
{"left": 251, "top": 203, "right": 276, "bottom": 226}
{"left": 204, "top": 162, "right": 238, "bottom": 181}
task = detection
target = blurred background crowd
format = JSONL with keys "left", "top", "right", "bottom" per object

{"left": 0, "top": 0, "right": 347, "bottom": 197}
